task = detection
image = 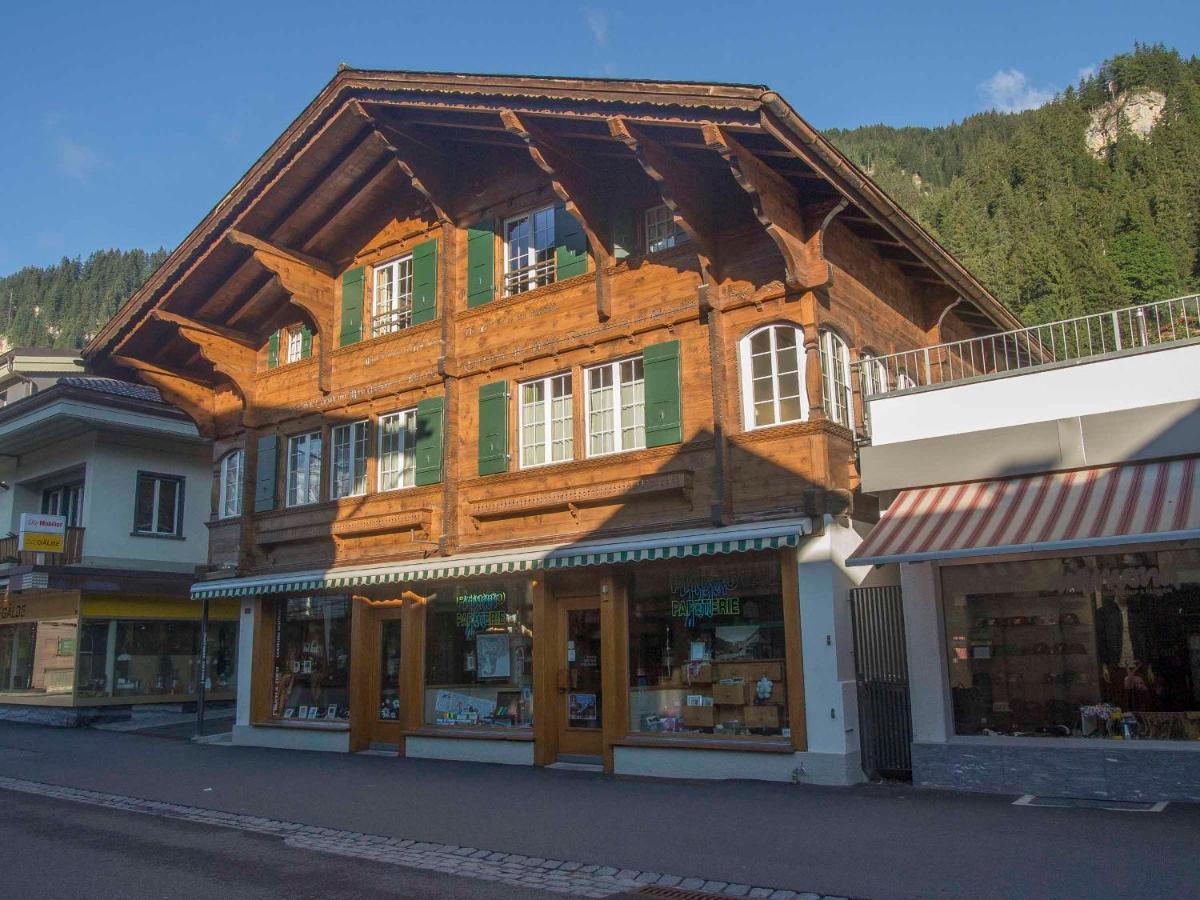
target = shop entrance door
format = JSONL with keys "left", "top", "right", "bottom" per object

{"left": 556, "top": 598, "right": 603, "bottom": 760}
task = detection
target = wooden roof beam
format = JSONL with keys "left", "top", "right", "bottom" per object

{"left": 110, "top": 355, "right": 218, "bottom": 437}
{"left": 702, "top": 124, "right": 834, "bottom": 294}
{"left": 150, "top": 310, "right": 257, "bottom": 405}
{"left": 606, "top": 117, "right": 720, "bottom": 269}
{"left": 353, "top": 101, "right": 459, "bottom": 225}
{"left": 501, "top": 109, "right": 615, "bottom": 319}
{"left": 299, "top": 153, "right": 397, "bottom": 256}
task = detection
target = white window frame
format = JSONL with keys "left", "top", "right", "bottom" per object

{"left": 285, "top": 326, "right": 304, "bottom": 364}
{"left": 819, "top": 328, "right": 855, "bottom": 429}
{"left": 503, "top": 205, "right": 556, "bottom": 296}
{"left": 518, "top": 373, "right": 574, "bottom": 469}
{"left": 858, "top": 351, "right": 889, "bottom": 399}
{"left": 645, "top": 204, "right": 689, "bottom": 254}
{"left": 217, "top": 449, "right": 243, "bottom": 519}
{"left": 286, "top": 431, "right": 323, "bottom": 508}
{"left": 330, "top": 420, "right": 369, "bottom": 499}
{"left": 738, "top": 324, "right": 807, "bottom": 431}
{"left": 584, "top": 357, "right": 645, "bottom": 458}
{"left": 372, "top": 254, "right": 414, "bottom": 336}
{"left": 133, "top": 473, "right": 183, "bottom": 536}
{"left": 377, "top": 408, "right": 418, "bottom": 492}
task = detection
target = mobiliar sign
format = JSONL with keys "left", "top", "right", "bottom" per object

{"left": 18, "top": 513, "right": 67, "bottom": 553}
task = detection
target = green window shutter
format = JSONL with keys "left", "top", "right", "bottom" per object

{"left": 414, "top": 396, "right": 444, "bottom": 486}
{"left": 642, "top": 340, "right": 682, "bottom": 448}
{"left": 612, "top": 206, "right": 636, "bottom": 261}
{"left": 253, "top": 435, "right": 279, "bottom": 512}
{"left": 340, "top": 266, "right": 364, "bottom": 346}
{"left": 554, "top": 201, "right": 588, "bottom": 279}
{"left": 466, "top": 224, "right": 495, "bottom": 308}
{"left": 300, "top": 325, "right": 313, "bottom": 359}
{"left": 266, "top": 330, "right": 280, "bottom": 369}
{"left": 477, "top": 381, "right": 509, "bottom": 476}
{"left": 411, "top": 238, "right": 438, "bottom": 325}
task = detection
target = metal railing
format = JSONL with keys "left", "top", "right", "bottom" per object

{"left": 855, "top": 293, "right": 1200, "bottom": 401}
{"left": 0, "top": 527, "right": 86, "bottom": 566}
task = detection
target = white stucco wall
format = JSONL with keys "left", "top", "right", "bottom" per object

{"left": 899, "top": 562, "right": 953, "bottom": 744}
{"left": 869, "top": 343, "right": 1200, "bottom": 445}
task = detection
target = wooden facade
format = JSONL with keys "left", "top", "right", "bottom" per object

{"left": 87, "top": 71, "right": 1020, "bottom": 774}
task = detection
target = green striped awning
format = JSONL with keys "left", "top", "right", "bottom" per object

{"left": 190, "top": 518, "right": 813, "bottom": 600}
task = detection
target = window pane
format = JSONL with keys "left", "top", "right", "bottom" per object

{"left": 378, "top": 618, "right": 403, "bottom": 720}
{"left": 134, "top": 477, "right": 155, "bottom": 532}
{"left": 550, "top": 375, "right": 573, "bottom": 462}
{"left": 754, "top": 400, "right": 775, "bottom": 427}
{"left": 778, "top": 396, "right": 802, "bottom": 423}
{"left": 751, "top": 352, "right": 773, "bottom": 380}
{"left": 587, "top": 366, "right": 615, "bottom": 455}
{"left": 775, "top": 326, "right": 796, "bottom": 350}
{"left": 750, "top": 330, "right": 771, "bottom": 355}
{"left": 156, "top": 479, "right": 178, "bottom": 534}
{"left": 271, "top": 596, "right": 351, "bottom": 721}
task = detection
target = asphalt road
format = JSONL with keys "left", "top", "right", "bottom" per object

{"left": 0, "top": 789, "right": 557, "bottom": 900}
{"left": 1, "top": 722, "right": 1198, "bottom": 899}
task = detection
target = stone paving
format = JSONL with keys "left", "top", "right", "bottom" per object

{"left": 0, "top": 774, "right": 849, "bottom": 899}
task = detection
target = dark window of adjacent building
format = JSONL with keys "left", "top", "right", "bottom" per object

{"left": 134, "top": 473, "right": 184, "bottom": 536}
{"left": 42, "top": 482, "right": 84, "bottom": 528}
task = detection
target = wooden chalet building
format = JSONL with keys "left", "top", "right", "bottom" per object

{"left": 87, "top": 70, "right": 1020, "bottom": 782}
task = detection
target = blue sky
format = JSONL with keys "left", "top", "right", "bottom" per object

{"left": 1, "top": 0, "right": 1196, "bottom": 275}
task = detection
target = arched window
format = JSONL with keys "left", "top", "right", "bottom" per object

{"left": 739, "top": 324, "right": 806, "bottom": 429}
{"left": 218, "top": 449, "right": 244, "bottom": 519}
{"left": 858, "top": 350, "right": 889, "bottom": 398}
{"left": 819, "top": 328, "right": 854, "bottom": 428}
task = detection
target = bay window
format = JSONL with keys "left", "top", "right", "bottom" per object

{"left": 218, "top": 449, "right": 243, "bottom": 519}
{"left": 519, "top": 374, "right": 573, "bottom": 467}
{"left": 586, "top": 358, "right": 645, "bottom": 456}
{"left": 819, "top": 328, "right": 854, "bottom": 428}
{"left": 739, "top": 324, "right": 804, "bottom": 429}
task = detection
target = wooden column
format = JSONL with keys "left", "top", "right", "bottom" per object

{"left": 348, "top": 596, "right": 374, "bottom": 752}
{"left": 531, "top": 577, "right": 557, "bottom": 766}
{"left": 249, "top": 597, "right": 276, "bottom": 726}
{"left": 599, "top": 571, "right": 629, "bottom": 774}
{"left": 780, "top": 546, "right": 808, "bottom": 752}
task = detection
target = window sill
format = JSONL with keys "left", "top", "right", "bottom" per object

{"left": 255, "top": 719, "right": 350, "bottom": 732}
{"left": 129, "top": 531, "right": 186, "bottom": 541}
{"left": 403, "top": 726, "right": 534, "bottom": 742}
{"left": 612, "top": 734, "right": 796, "bottom": 754}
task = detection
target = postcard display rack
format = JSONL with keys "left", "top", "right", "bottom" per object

{"left": 634, "top": 654, "right": 788, "bottom": 736}
{"left": 958, "top": 593, "right": 1099, "bottom": 735}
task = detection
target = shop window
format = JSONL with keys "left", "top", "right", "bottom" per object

{"left": 330, "top": 420, "right": 369, "bottom": 499}
{"left": 424, "top": 581, "right": 533, "bottom": 729}
{"left": 218, "top": 449, "right": 243, "bottom": 519}
{"left": 941, "top": 549, "right": 1200, "bottom": 741}
{"left": 519, "top": 373, "right": 573, "bottom": 468}
{"left": 270, "top": 596, "right": 351, "bottom": 722}
{"left": 134, "top": 473, "right": 184, "bottom": 536}
{"left": 379, "top": 618, "right": 403, "bottom": 721}
{"left": 585, "top": 357, "right": 645, "bottom": 457}
{"left": 818, "top": 328, "right": 854, "bottom": 428}
{"left": 373, "top": 254, "right": 414, "bottom": 336}
{"left": 74, "top": 618, "right": 237, "bottom": 699}
{"left": 645, "top": 204, "right": 689, "bottom": 254}
{"left": 378, "top": 409, "right": 417, "bottom": 491}
{"left": 504, "top": 206, "right": 556, "bottom": 296}
{"left": 739, "top": 325, "right": 804, "bottom": 430}
{"left": 42, "top": 480, "right": 84, "bottom": 528}
{"left": 285, "top": 431, "right": 322, "bottom": 507}
{"left": 628, "top": 556, "right": 790, "bottom": 738}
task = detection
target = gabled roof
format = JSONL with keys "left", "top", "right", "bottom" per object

{"left": 87, "top": 69, "right": 1023, "bottom": 369}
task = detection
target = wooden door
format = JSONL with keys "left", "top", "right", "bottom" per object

{"left": 350, "top": 600, "right": 405, "bottom": 751}
{"left": 556, "top": 597, "right": 604, "bottom": 759}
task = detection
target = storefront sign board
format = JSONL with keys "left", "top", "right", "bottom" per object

{"left": 18, "top": 513, "right": 66, "bottom": 553}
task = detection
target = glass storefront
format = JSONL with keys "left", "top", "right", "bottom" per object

{"left": 0, "top": 619, "right": 77, "bottom": 695}
{"left": 628, "top": 555, "right": 790, "bottom": 738}
{"left": 76, "top": 618, "right": 238, "bottom": 699}
{"left": 424, "top": 580, "right": 533, "bottom": 728}
{"left": 942, "top": 548, "right": 1200, "bottom": 740}
{"left": 271, "top": 596, "right": 351, "bottom": 721}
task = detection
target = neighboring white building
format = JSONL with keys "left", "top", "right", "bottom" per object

{"left": 0, "top": 376, "right": 238, "bottom": 723}
{"left": 850, "top": 294, "right": 1200, "bottom": 801}
{"left": 0, "top": 347, "right": 85, "bottom": 408}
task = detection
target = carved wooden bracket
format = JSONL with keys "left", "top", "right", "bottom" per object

{"left": 500, "top": 109, "right": 614, "bottom": 320}
{"left": 151, "top": 310, "right": 257, "bottom": 404}
{"left": 110, "top": 355, "right": 218, "bottom": 437}
{"left": 352, "top": 101, "right": 457, "bottom": 226}
{"left": 227, "top": 229, "right": 335, "bottom": 393}
{"left": 702, "top": 124, "right": 833, "bottom": 294}
{"left": 607, "top": 117, "right": 720, "bottom": 272}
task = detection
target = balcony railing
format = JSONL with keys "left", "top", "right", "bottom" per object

{"left": 0, "top": 527, "right": 85, "bottom": 566}
{"left": 854, "top": 293, "right": 1200, "bottom": 402}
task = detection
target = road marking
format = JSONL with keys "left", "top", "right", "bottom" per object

{"left": 0, "top": 775, "right": 843, "bottom": 900}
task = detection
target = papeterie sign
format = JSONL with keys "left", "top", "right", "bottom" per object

{"left": 19, "top": 513, "right": 66, "bottom": 553}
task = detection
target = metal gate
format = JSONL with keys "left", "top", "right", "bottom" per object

{"left": 849, "top": 585, "right": 913, "bottom": 779}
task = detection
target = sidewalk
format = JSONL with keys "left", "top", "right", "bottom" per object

{"left": 0, "top": 722, "right": 1196, "bottom": 899}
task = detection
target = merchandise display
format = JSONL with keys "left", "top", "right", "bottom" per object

{"left": 378, "top": 618, "right": 402, "bottom": 720}
{"left": 628, "top": 555, "right": 790, "bottom": 737}
{"left": 271, "top": 595, "right": 351, "bottom": 721}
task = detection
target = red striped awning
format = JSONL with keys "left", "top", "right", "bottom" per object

{"left": 848, "top": 457, "right": 1200, "bottom": 566}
